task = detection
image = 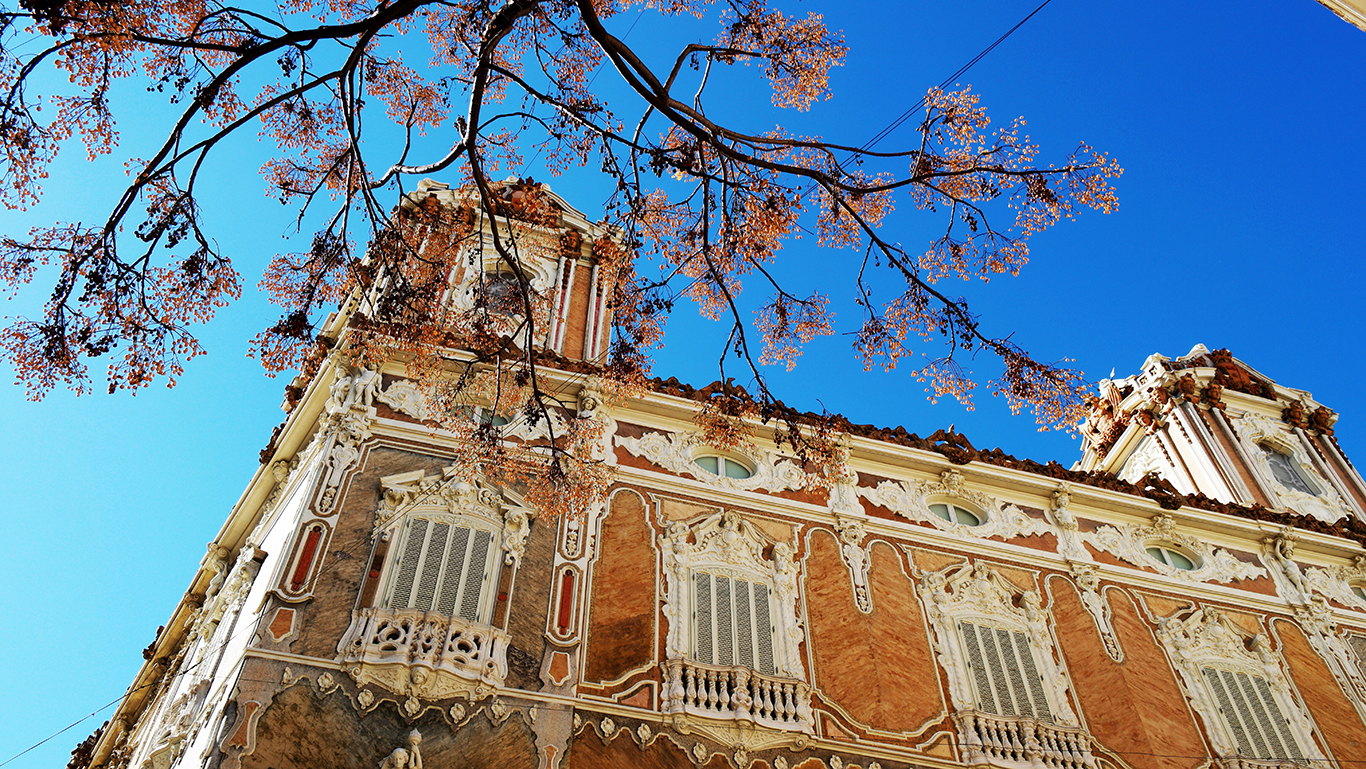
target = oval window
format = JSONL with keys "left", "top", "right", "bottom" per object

{"left": 929, "top": 502, "right": 982, "bottom": 527}
{"left": 1146, "top": 545, "right": 1196, "bottom": 571}
{"left": 694, "top": 455, "right": 752, "bottom": 479}
{"left": 1351, "top": 584, "right": 1366, "bottom": 602}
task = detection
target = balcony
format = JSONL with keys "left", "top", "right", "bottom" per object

{"left": 661, "top": 658, "right": 814, "bottom": 733}
{"left": 337, "top": 607, "right": 508, "bottom": 700}
{"left": 955, "top": 710, "right": 1097, "bottom": 769}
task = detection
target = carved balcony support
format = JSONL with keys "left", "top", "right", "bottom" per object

{"left": 661, "top": 659, "right": 813, "bottom": 733}
{"left": 338, "top": 607, "right": 509, "bottom": 701}
{"left": 953, "top": 711, "right": 1097, "bottom": 769}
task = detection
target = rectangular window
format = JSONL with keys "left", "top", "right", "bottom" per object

{"left": 958, "top": 620, "right": 1053, "bottom": 721}
{"left": 693, "top": 570, "right": 777, "bottom": 675}
{"left": 387, "top": 519, "right": 496, "bottom": 623}
{"left": 1201, "top": 667, "right": 1304, "bottom": 762}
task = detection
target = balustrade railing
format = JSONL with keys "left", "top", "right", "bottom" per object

{"left": 955, "top": 710, "right": 1097, "bottom": 769}
{"left": 661, "top": 658, "right": 813, "bottom": 732}
{"left": 337, "top": 607, "right": 508, "bottom": 698}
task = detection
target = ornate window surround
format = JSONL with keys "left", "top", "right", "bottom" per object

{"left": 1085, "top": 514, "right": 1266, "bottom": 585}
{"left": 336, "top": 470, "right": 530, "bottom": 702}
{"left": 917, "top": 562, "right": 1095, "bottom": 769}
{"left": 858, "top": 470, "right": 1051, "bottom": 542}
{"left": 616, "top": 430, "right": 808, "bottom": 493}
{"left": 1302, "top": 556, "right": 1366, "bottom": 612}
{"left": 1231, "top": 410, "right": 1348, "bottom": 525}
{"left": 1156, "top": 607, "right": 1328, "bottom": 768}
{"left": 658, "top": 510, "right": 813, "bottom": 734}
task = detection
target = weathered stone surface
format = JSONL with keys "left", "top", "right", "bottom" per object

{"left": 584, "top": 490, "right": 656, "bottom": 683}
{"left": 240, "top": 683, "right": 535, "bottom": 769}
{"left": 805, "top": 534, "right": 942, "bottom": 733}
{"left": 1273, "top": 619, "right": 1366, "bottom": 760}
{"left": 567, "top": 727, "right": 731, "bottom": 769}
{"left": 561, "top": 269, "right": 593, "bottom": 359}
{"left": 1050, "top": 581, "right": 1206, "bottom": 769}
{"left": 294, "top": 447, "right": 449, "bottom": 660}
{"left": 506, "top": 511, "right": 558, "bottom": 690}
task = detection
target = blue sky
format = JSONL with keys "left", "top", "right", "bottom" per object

{"left": 3, "top": 2, "right": 1365, "bottom": 766}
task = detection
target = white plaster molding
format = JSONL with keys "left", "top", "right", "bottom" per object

{"left": 376, "top": 379, "right": 432, "bottom": 420}
{"left": 917, "top": 561, "right": 1078, "bottom": 726}
{"left": 375, "top": 469, "right": 533, "bottom": 566}
{"left": 1155, "top": 607, "right": 1326, "bottom": 764}
{"left": 1288, "top": 598, "right": 1366, "bottom": 705}
{"left": 1232, "top": 411, "right": 1349, "bottom": 524}
{"left": 1258, "top": 528, "right": 1313, "bottom": 605}
{"left": 1301, "top": 555, "right": 1366, "bottom": 612}
{"left": 1118, "top": 436, "right": 1170, "bottom": 485}
{"left": 658, "top": 511, "right": 805, "bottom": 680}
{"left": 1048, "top": 483, "right": 1092, "bottom": 564}
{"left": 1069, "top": 564, "right": 1123, "bottom": 662}
{"left": 615, "top": 430, "right": 807, "bottom": 493}
{"left": 858, "top": 470, "right": 1050, "bottom": 542}
{"left": 833, "top": 517, "right": 872, "bottom": 613}
{"left": 1084, "top": 514, "right": 1266, "bottom": 585}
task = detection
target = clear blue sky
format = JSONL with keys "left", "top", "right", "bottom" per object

{"left": 3, "top": 2, "right": 1364, "bottom": 766}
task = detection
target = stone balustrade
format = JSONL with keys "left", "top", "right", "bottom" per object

{"left": 955, "top": 710, "right": 1098, "bottom": 769}
{"left": 337, "top": 607, "right": 508, "bottom": 699}
{"left": 661, "top": 658, "right": 813, "bottom": 732}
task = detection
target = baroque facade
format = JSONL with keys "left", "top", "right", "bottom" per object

{"left": 73, "top": 181, "right": 1366, "bottom": 769}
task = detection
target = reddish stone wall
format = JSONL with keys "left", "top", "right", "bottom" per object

{"left": 568, "top": 728, "right": 733, "bottom": 769}
{"left": 1049, "top": 580, "right": 1207, "bottom": 769}
{"left": 584, "top": 491, "right": 656, "bottom": 683}
{"left": 561, "top": 266, "right": 593, "bottom": 360}
{"left": 804, "top": 534, "right": 942, "bottom": 732}
{"left": 1273, "top": 619, "right": 1366, "bottom": 761}
{"left": 293, "top": 447, "right": 448, "bottom": 659}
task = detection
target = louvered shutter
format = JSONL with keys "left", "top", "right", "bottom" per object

{"left": 1201, "top": 666, "right": 1302, "bottom": 761}
{"left": 388, "top": 519, "right": 497, "bottom": 623}
{"left": 693, "top": 571, "right": 778, "bottom": 675}
{"left": 959, "top": 621, "right": 1053, "bottom": 721}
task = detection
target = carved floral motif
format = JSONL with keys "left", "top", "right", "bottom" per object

{"left": 375, "top": 469, "right": 532, "bottom": 565}
{"left": 858, "top": 470, "right": 1050, "bottom": 542}
{"left": 1084, "top": 515, "right": 1265, "bottom": 584}
{"left": 615, "top": 430, "right": 807, "bottom": 492}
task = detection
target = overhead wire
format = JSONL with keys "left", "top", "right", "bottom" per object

{"left": 4, "top": 3, "right": 1058, "bottom": 765}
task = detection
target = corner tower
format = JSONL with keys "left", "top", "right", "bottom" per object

{"left": 1076, "top": 343, "right": 1366, "bottom": 525}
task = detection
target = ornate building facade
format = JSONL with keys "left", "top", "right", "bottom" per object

{"left": 74, "top": 181, "right": 1366, "bottom": 769}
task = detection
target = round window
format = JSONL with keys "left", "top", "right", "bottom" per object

{"left": 1146, "top": 545, "right": 1196, "bottom": 571}
{"left": 929, "top": 502, "right": 982, "bottom": 527}
{"left": 694, "top": 455, "right": 753, "bottom": 479}
{"left": 1351, "top": 584, "right": 1366, "bottom": 602}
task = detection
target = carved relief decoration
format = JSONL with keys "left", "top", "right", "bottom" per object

{"left": 659, "top": 511, "right": 805, "bottom": 680}
{"left": 1301, "top": 555, "right": 1366, "bottom": 612}
{"left": 1232, "top": 410, "right": 1349, "bottom": 524}
{"left": 1118, "top": 436, "right": 1171, "bottom": 486}
{"left": 616, "top": 430, "right": 807, "bottom": 492}
{"left": 1048, "top": 483, "right": 1091, "bottom": 563}
{"left": 374, "top": 469, "right": 533, "bottom": 566}
{"left": 1084, "top": 514, "right": 1266, "bottom": 584}
{"left": 919, "top": 562, "right": 1078, "bottom": 728}
{"left": 1069, "top": 564, "right": 1123, "bottom": 662}
{"left": 1259, "top": 528, "right": 1312, "bottom": 605}
{"left": 1288, "top": 598, "right": 1366, "bottom": 707}
{"left": 833, "top": 517, "right": 872, "bottom": 613}
{"left": 376, "top": 379, "right": 432, "bottom": 420}
{"left": 1156, "top": 607, "right": 1325, "bottom": 763}
{"left": 858, "top": 470, "right": 1050, "bottom": 542}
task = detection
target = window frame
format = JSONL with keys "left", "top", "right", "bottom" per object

{"left": 380, "top": 513, "right": 501, "bottom": 624}
{"left": 692, "top": 452, "right": 756, "bottom": 480}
